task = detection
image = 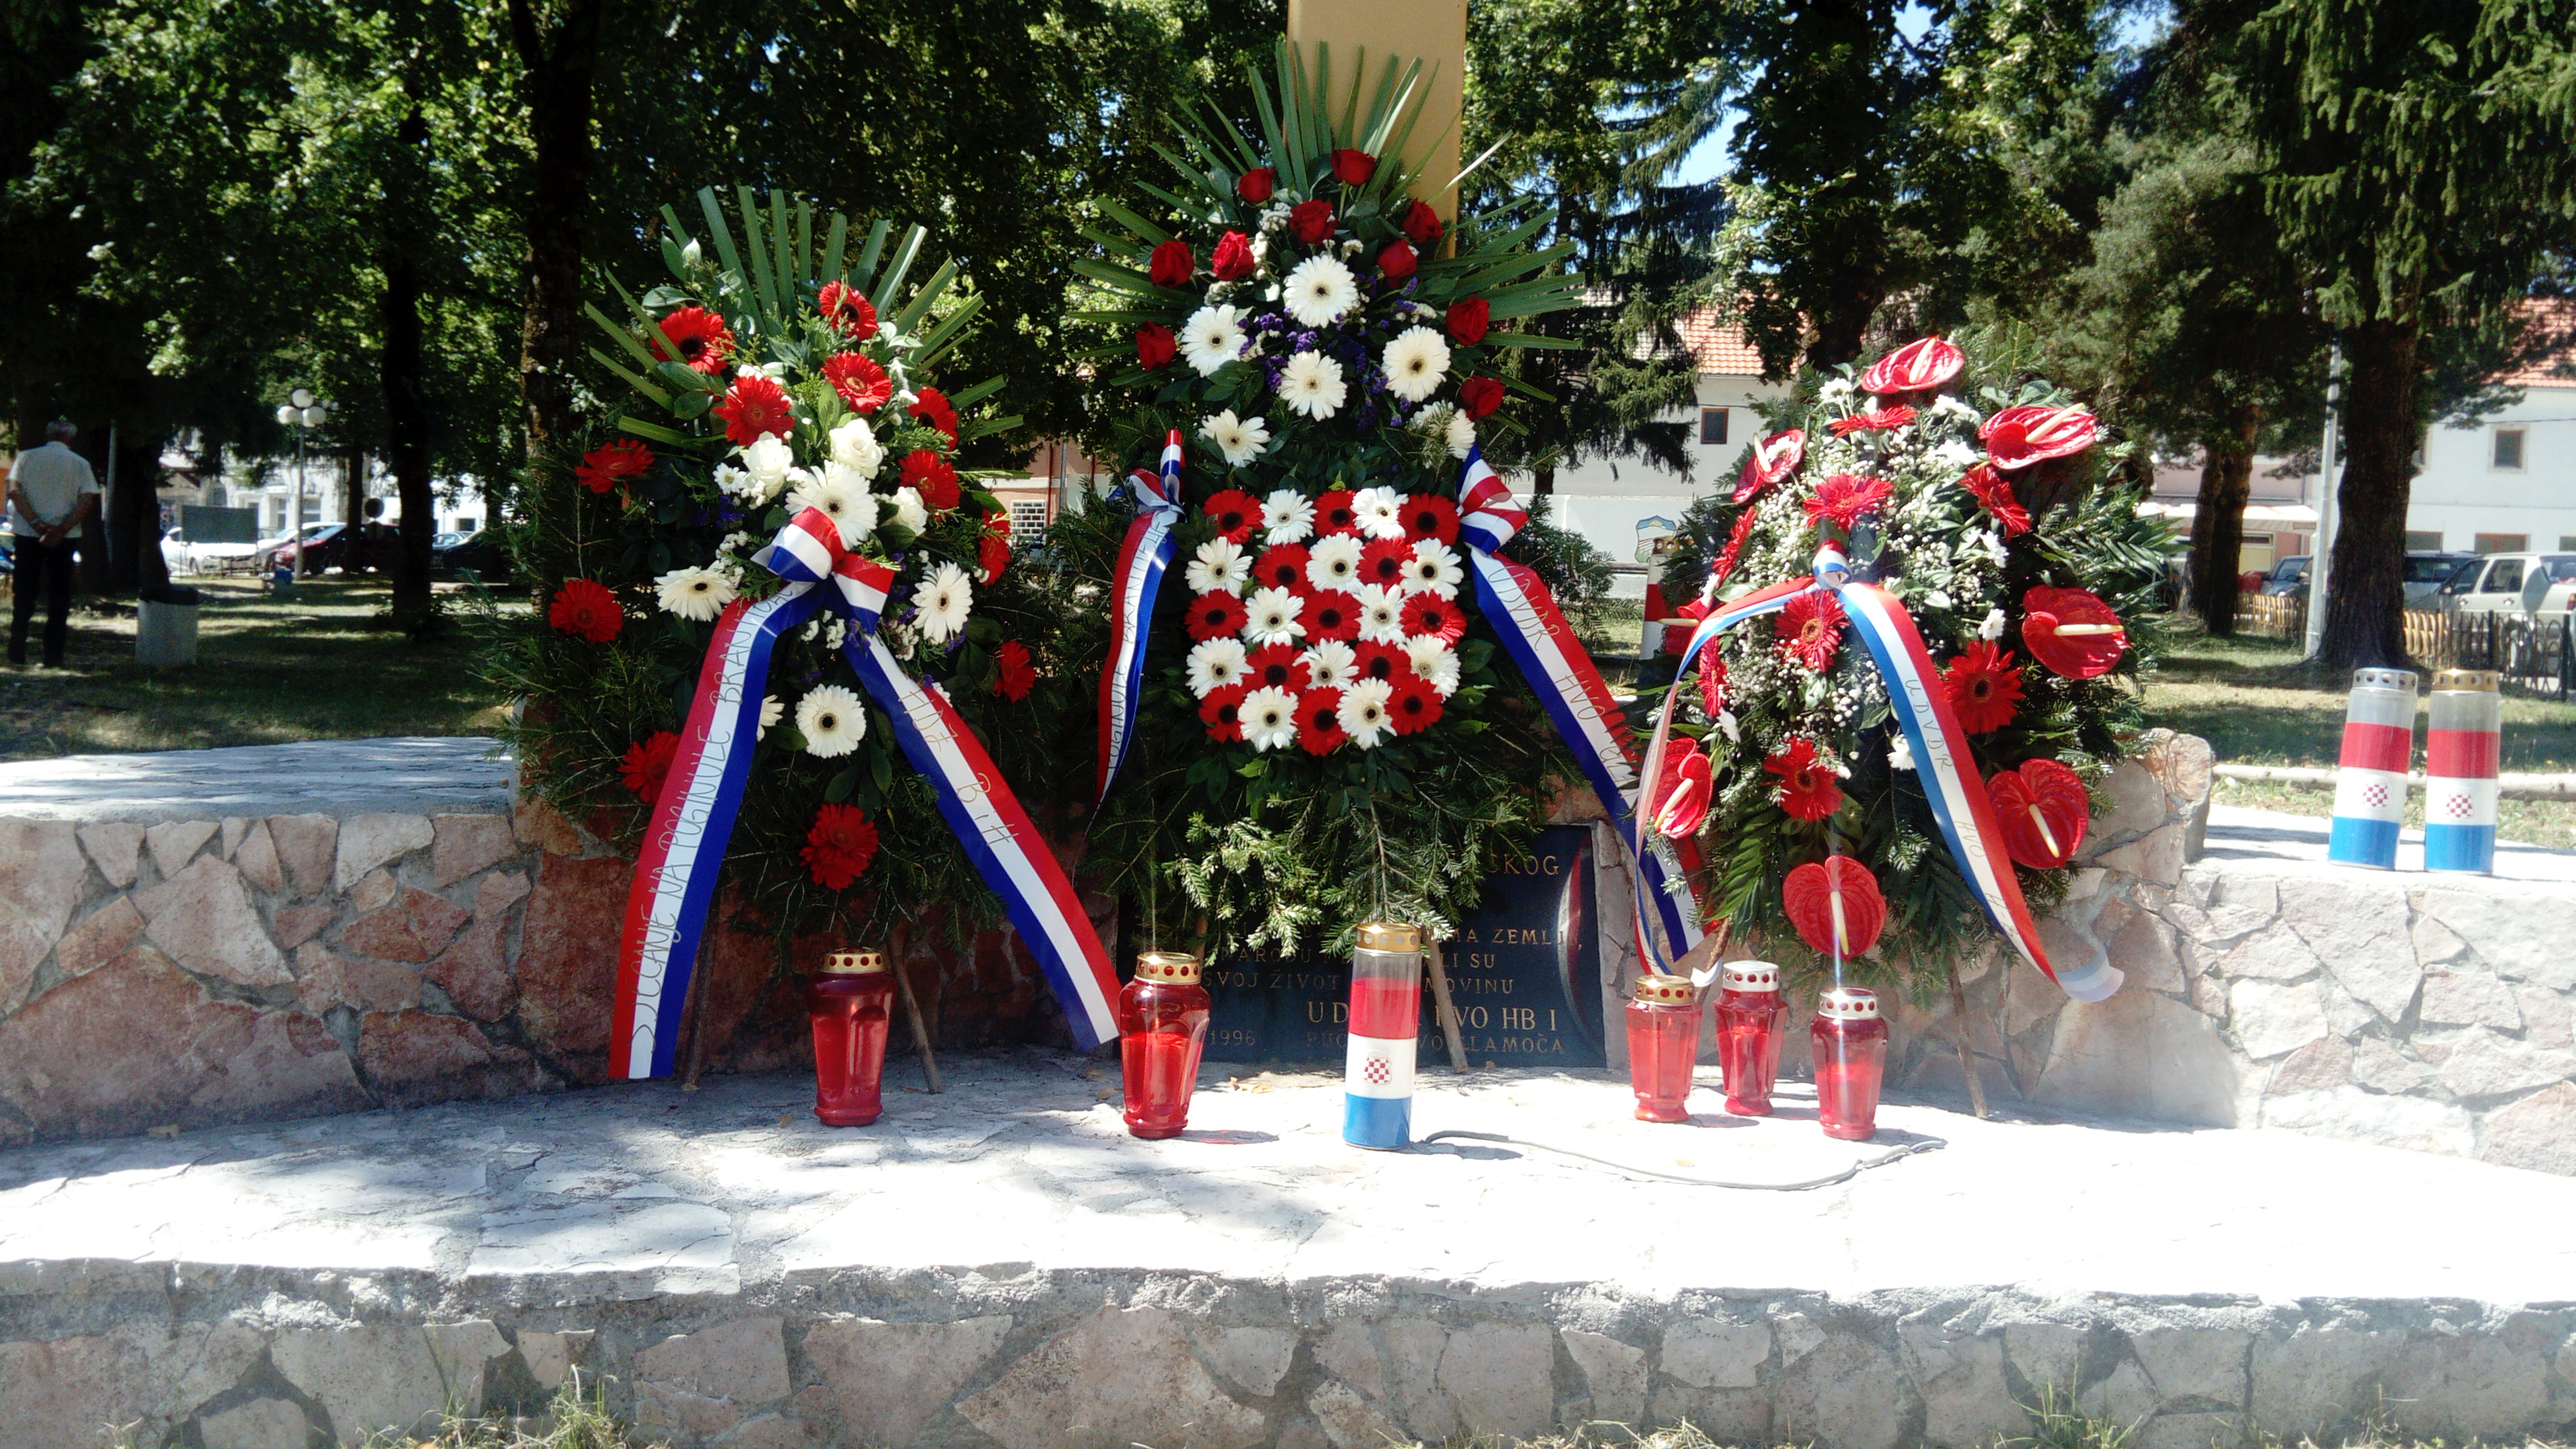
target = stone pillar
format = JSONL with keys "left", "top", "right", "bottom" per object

{"left": 1285, "top": 0, "right": 1467, "bottom": 221}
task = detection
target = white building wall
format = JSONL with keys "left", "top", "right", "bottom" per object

{"left": 1535, "top": 373, "right": 1791, "bottom": 597}
{"left": 2410, "top": 384, "right": 2576, "bottom": 553}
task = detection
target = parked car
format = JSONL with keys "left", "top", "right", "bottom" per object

{"left": 2404, "top": 551, "right": 2482, "bottom": 606}
{"left": 430, "top": 530, "right": 513, "bottom": 584}
{"left": 2439, "top": 553, "right": 2576, "bottom": 617}
{"left": 2257, "top": 556, "right": 2309, "bottom": 596}
{"left": 260, "top": 521, "right": 405, "bottom": 576}
{"left": 160, "top": 526, "right": 260, "bottom": 577}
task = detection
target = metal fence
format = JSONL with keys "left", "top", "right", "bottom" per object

{"left": 2213, "top": 598, "right": 2570, "bottom": 699}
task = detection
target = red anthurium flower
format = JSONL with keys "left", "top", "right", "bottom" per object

{"left": 1290, "top": 199, "right": 1336, "bottom": 244}
{"left": 1211, "top": 230, "right": 1257, "bottom": 281}
{"left": 1457, "top": 376, "right": 1505, "bottom": 419}
{"left": 1987, "top": 758, "right": 2090, "bottom": 869}
{"left": 978, "top": 528, "right": 1010, "bottom": 585}
{"left": 1148, "top": 238, "right": 1194, "bottom": 288}
{"left": 1253, "top": 545, "right": 1310, "bottom": 592}
{"left": 1784, "top": 857, "right": 1887, "bottom": 958}
{"left": 2021, "top": 585, "right": 2128, "bottom": 679}
{"left": 1200, "top": 683, "right": 1249, "bottom": 741}
{"left": 1331, "top": 148, "right": 1377, "bottom": 185}
{"left": 1446, "top": 297, "right": 1490, "bottom": 345}
{"left": 1958, "top": 462, "right": 2031, "bottom": 535}
{"left": 713, "top": 372, "right": 794, "bottom": 445}
{"left": 1377, "top": 241, "right": 1417, "bottom": 280}
{"left": 574, "top": 439, "right": 653, "bottom": 495}
{"left": 1136, "top": 323, "right": 1177, "bottom": 370}
{"left": 1297, "top": 689, "right": 1348, "bottom": 753}
{"left": 822, "top": 352, "right": 892, "bottom": 412}
{"left": 1775, "top": 591, "right": 1847, "bottom": 671}
{"left": 1400, "top": 494, "right": 1458, "bottom": 544}
{"left": 1804, "top": 473, "right": 1893, "bottom": 531}
{"left": 1304, "top": 590, "right": 1361, "bottom": 641}
{"left": 802, "top": 804, "right": 880, "bottom": 889}
{"left": 1652, "top": 746, "right": 1712, "bottom": 838}
{"left": 1387, "top": 674, "right": 1444, "bottom": 736}
{"left": 547, "top": 579, "right": 622, "bottom": 642}
{"left": 1713, "top": 507, "right": 1760, "bottom": 584}
{"left": 817, "top": 280, "right": 878, "bottom": 339}
{"left": 1399, "top": 593, "right": 1464, "bottom": 645}
{"left": 1858, "top": 336, "right": 1965, "bottom": 396}
{"left": 1314, "top": 489, "right": 1360, "bottom": 535}
{"left": 648, "top": 305, "right": 735, "bottom": 374}
{"left": 1237, "top": 167, "right": 1276, "bottom": 203}
{"left": 1731, "top": 428, "right": 1804, "bottom": 504}
{"left": 1204, "top": 489, "right": 1261, "bottom": 543}
{"left": 1246, "top": 643, "right": 1311, "bottom": 694}
{"left": 993, "top": 639, "right": 1036, "bottom": 701}
{"left": 1358, "top": 537, "right": 1413, "bottom": 591}
{"left": 908, "top": 386, "right": 959, "bottom": 443}
{"left": 1764, "top": 738, "right": 1845, "bottom": 823}
{"left": 1982, "top": 404, "right": 2099, "bottom": 470}
{"left": 1185, "top": 591, "right": 1250, "bottom": 641}
{"left": 1941, "top": 641, "right": 2025, "bottom": 734}
{"left": 1400, "top": 199, "right": 1444, "bottom": 245}
{"left": 1354, "top": 640, "right": 1406, "bottom": 682}
{"left": 1826, "top": 404, "right": 1917, "bottom": 437}
{"left": 619, "top": 731, "right": 680, "bottom": 800}
{"left": 901, "top": 450, "right": 960, "bottom": 512}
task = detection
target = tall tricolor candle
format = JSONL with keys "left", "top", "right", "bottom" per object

{"left": 2424, "top": 669, "right": 2501, "bottom": 875}
{"left": 1714, "top": 962, "right": 1788, "bottom": 1117}
{"left": 1625, "top": 973, "right": 1702, "bottom": 1123}
{"left": 1811, "top": 987, "right": 1889, "bottom": 1142}
{"left": 1119, "top": 952, "right": 1212, "bottom": 1138}
{"left": 2328, "top": 667, "right": 2418, "bottom": 870}
{"left": 1343, "top": 921, "right": 1424, "bottom": 1150}
{"left": 806, "top": 948, "right": 894, "bottom": 1127}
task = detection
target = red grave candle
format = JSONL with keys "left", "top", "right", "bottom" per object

{"left": 1714, "top": 961, "right": 1789, "bottom": 1116}
{"left": 1811, "top": 986, "right": 1889, "bottom": 1141}
{"left": 806, "top": 948, "right": 895, "bottom": 1126}
{"left": 1625, "top": 973, "right": 1702, "bottom": 1123}
{"left": 1119, "top": 952, "right": 1212, "bottom": 1139}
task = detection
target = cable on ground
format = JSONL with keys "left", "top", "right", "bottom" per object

{"left": 1415, "top": 1128, "right": 1946, "bottom": 1191}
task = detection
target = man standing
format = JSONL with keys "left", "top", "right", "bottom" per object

{"left": 8, "top": 421, "right": 99, "bottom": 668}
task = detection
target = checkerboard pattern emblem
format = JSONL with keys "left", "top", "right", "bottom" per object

{"left": 2363, "top": 782, "right": 2389, "bottom": 808}
{"left": 1363, "top": 1058, "right": 1390, "bottom": 1085}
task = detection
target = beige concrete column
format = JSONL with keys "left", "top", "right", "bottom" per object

{"left": 1285, "top": 0, "right": 1467, "bottom": 220}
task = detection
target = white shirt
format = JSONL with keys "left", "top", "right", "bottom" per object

{"left": 8, "top": 443, "right": 98, "bottom": 536}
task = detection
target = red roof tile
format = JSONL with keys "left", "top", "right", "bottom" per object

{"left": 1678, "top": 308, "right": 1768, "bottom": 377}
{"left": 2500, "top": 298, "right": 2576, "bottom": 389}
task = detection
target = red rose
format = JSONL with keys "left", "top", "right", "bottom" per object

{"left": 821, "top": 352, "right": 892, "bottom": 413}
{"left": 1446, "top": 297, "right": 1490, "bottom": 345}
{"left": 619, "top": 731, "right": 680, "bottom": 801}
{"left": 993, "top": 639, "right": 1036, "bottom": 701}
{"left": 1290, "top": 199, "right": 1335, "bottom": 245}
{"left": 901, "top": 450, "right": 960, "bottom": 512}
{"left": 1237, "top": 167, "right": 1276, "bottom": 203}
{"left": 712, "top": 372, "right": 794, "bottom": 445}
{"left": 817, "top": 280, "right": 878, "bottom": 340}
{"left": 1456, "top": 376, "right": 1504, "bottom": 420}
{"left": 1400, "top": 199, "right": 1444, "bottom": 246}
{"left": 1377, "top": 241, "right": 1417, "bottom": 280}
{"left": 1136, "top": 323, "right": 1177, "bottom": 370}
{"left": 547, "top": 578, "right": 622, "bottom": 643}
{"left": 801, "top": 804, "right": 880, "bottom": 890}
{"left": 1331, "top": 148, "right": 1377, "bottom": 186}
{"left": 648, "top": 305, "right": 735, "bottom": 374}
{"left": 574, "top": 439, "right": 653, "bottom": 495}
{"left": 907, "top": 386, "right": 958, "bottom": 443}
{"left": 1148, "top": 238, "right": 1194, "bottom": 288}
{"left": 1211, "top": 230, "right": 1257, "bottom": 281}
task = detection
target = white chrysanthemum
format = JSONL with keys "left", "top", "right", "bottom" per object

{"left": 1336, "top": 677, "right": 1395, "bottom": 749}
{"left": 1931, "top": 438, "right": 1979, "bottom": 472}
{"left": 911, "top": 561, "right": 974, "bottom": 644}
{"left": 796, "top": 685, "right": 867, "bottom": 758}
{"left": 1242, "top": 586, "right": 1306, "bottom": 648}
{"left": 739, "top": 434, "right": 795, "bottom": 494}
{"left": 1199, "top": 409, "right": 1271, "bottom": 468}
{"left": 1933, "top": 394, "right": 1983, "bottom": 424}
{"left": 1402, "top": 635, "right": 1460, "bottom": 697}
{"left": 713, "top": 462, "right": 752, "bottom": 499}
{"left": 1350, "top": 485, "right": 1407, "bottom": 541}
{"left": 1282, "top": 254, "right": 1359, "bottom": 328}
{"left": 1241, "top": 686, "right": 1299, "bottom": 752}
{"left": 653, "top": 565, "right": 736, "bottom": 623}
{"left": 1379, "top": 326, "right": 1452, "bottom": 404}
{"left": 1818, "top": 378, "right": 1855, "bottom": 405}
{"left": 1401, "top": 539, "right": 1464, "bottom": 599}
{"left": 1277, "top": 350, "right": 1346, "bottom": 420}
{"left": 1185, "top": 538, "right": 1250, "bottom": 596}
{"left": 828, "top": 417, "right": 886, "bottom": 477}
{"left": 787, "top": 469, "right": 879, "bottom": 550}
{"left": 891, "top": 486, "right": 929, "bottom": 533}
{"left": 1182, "top": 305, "right": 1247, "bottom": 377}
{"left": 1979, "top": 607, "right": 2007, "bottom": 641}
{"left": 1301, "top": 639, "right": 1358, "bottom": 691}
{"left": 1305, "top": 533, "right": 1364, "bottom": 592}
{"left": 758, "top": 694, "right": 784, "bottom": 740}
{"left": 1354, "top": 584, "right": 1406, "bottom": 645}
{"left": 1445, "top": 409, "right": 1476, "bottom": 459}
{"left": 1185, "top": 638, "right": 1250, "bottom": 697}
{"left": 1262, "top": 488, "right": 1315, "bottom": 545}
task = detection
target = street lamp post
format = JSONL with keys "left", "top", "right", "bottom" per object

{"left": 274, "top": 389, "right": 329, "bottom": 575}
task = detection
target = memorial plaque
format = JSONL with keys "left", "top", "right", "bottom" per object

{"left": 1200, "top": 824, "right": 1604, "bottom": 1067}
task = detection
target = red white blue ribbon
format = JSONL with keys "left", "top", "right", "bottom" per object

{"left": 612, "top": 508, "right": 1123, "bottom": 1080}
{"left": 1455, "top": 448, "right": 1705, "bottom": 967}
{"left": 1645, "top": 546, "right": 2120, "bottom": 1000}
{"left": 1096, "top": 430, "right": 1185, "bottom": 806}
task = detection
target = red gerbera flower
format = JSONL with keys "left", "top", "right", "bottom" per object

{"left": 1314, "top": 489, "right": 1360, "bottom": 535}
{"left": 713, "top": 372, "right": 794, "bottom": 445}
{"left": 823, "top": 352, "right": 893, "bottom": 413}
{"left": 1399, "top": 494, "right": 1459, "bottom": 544}
{"left": 1246, "top": 643, "right": 1311, "bottom": 695}
{"left": 1827, "top": 404, "right": 1918, "bottom": 437}
{"left": 547, "top": 579, "right": 621, "bottom": 643}
{"left": 1804, "top": 473, "right": 1893, "bottom": 531}
{"left": 1204, "top": 489, "right": 1262, "bottom": 544}
{"left": 1713, "top": 507, "right": 1760, "bottom": 584}
{"left": 1358, "top": 537, "right": 1413, "bottom": 591}
{"left": 1399, "top": 594, "right": 1465, "bottom": 645}
{"left": 1457, "top": 376, "right": 1506, "bottom": 419}
{"left": 1958, "top": 462, "right": 2033, "bottom": 536}
{"left": 1185, "top": 591, "right": 1250, "bottom": 641}
{"left": 1447, "top": 297, "right": 1490, "bottom": 346}
{"left": 1252, "top": 544, "right": 1311, "bottom": 592}
{"left": 1304, "top": 589, "right": 1362, "bottom": 642}
{"left": 993, "top": 638, "right": 1036, "bottom": 701}
{"left": 1199, "top": 683, "right": 1248, "bottom": 742}
{"left": 1942, "top": 640, "right": 2024, "bottom": 734}
{"left": 908, "top": 386, "right": 959, "bottom": 444}
{"left": 1297, "top": 689, "right": 1348, "bottom": 753}
{"left": 648, "top": 305, "right": 735, "bottom": 374}
{"left": 1290, "top": 199, "right": 1335, "bottom": 244}
{"left": 618, "top": 730, "right": 680, "bottom": 800}
{"left": 1211, "top": 231, "right": 1257, "bottom": 282}
{"left": 1354, "top": 641, "right": 1406, "bottom": 683}
{"left": 1764, "top": 738, "right": 1845, "bottom": 823}
{"left": 901, "top": 450, "right": 961, "bottom": 513}
{"left": 1386, "top": 674, "right": 1443, "bottom": 736}
{"left": 817, "top": 280, "right": 878, "bottom": 339}
{"left": 1775, "top": 591, "right": 1847, "bottom": 671}
{"left": 801, "top": 803, "right": 880, "bottom": 890}
{"left": 1699, "top": 657, "right": 1729, "bottom": 718}
{"left": 574, "top": 439, "right": 653, "bottom": 495}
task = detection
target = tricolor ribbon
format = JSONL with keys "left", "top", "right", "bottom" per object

{"left": 1095, "top": 430, "right": 1185, "bottom": 806}
{"left": 1643, "top": 545, "right": 2121, "bottom": 1001}
{"left": 611, "top": 506, "right": 1123, "bottom": 1080}
{"left": 1455, "top": 448, "right": 1704, "bottom": 967}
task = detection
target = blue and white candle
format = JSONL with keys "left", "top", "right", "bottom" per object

{"left": 2328, "top": 667, "right": 2417, "bottom": 870}
{"left": 1342, "top": 921, "right": 1424, "bottom": 1150}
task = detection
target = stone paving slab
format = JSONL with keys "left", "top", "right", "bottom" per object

{"left": 2204, "top": 804, "right": 2576, "bottom": 882}
{"left": 0, "top": 737, "right": 513, "bottom": 825}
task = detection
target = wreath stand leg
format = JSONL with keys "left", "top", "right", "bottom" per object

{"left": 1945, "top": 960, "right": 1989, "bottom": 1119}
{"left": 1426, "top": 938, "right": 1471, "bottom": 1075}
{"left": 889, "top": 922, "right": 943, "bottom": 1094}
{"left": 680, "top": 928, "right": 715, "bottom": 1091}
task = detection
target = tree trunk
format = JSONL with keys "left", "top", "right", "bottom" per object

{"left": 384, "top": 240, "right": 435, "bottom": 619}
{"left": 510, "top": 0, "right": 607, "bottom": 453}
{"left": 1804, "top": 278, "right": 1881, "bottom": 373}
{"left": 2187, "top": 406, "right": 2262, "bottom": 636}
{"left": 2319, "top": 319, "right": 2420, "bottom": 670}
{"left": 1531, "top": 462, "right": 1556, "bottom": 497}
{"left": 104, "top": 428, "right": 169, "bottom": 594}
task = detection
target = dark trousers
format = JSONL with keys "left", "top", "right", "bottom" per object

{"left": 9, "top": 535, "right": 75, "bottom": 667}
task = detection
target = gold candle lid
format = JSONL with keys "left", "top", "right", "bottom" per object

{"left": 2431, "top": 669, "right": 2499, "bottom": 692}
{"left": 1818, "top": 986, "right": 1880, "bottom": 1020}
{"left": 821, "top": 948, "right": 887, "bottom": 974}
{"left": 1135, "top": 951, "right": 1202, "bottom": 984}
{"left": 1355, "top": 921, "right": 1424, "bottom": 952}
{"left": 1632, "top": 973, "right": 1697, "bottom": 1006}
{"left": 1720, "top": 962, "right": 1781, "bottom": 993}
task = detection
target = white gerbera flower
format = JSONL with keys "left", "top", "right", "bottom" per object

{"left": 1350, "top": 485, "right": 1407, "bottom": 541}
{"left": 1979, "top": 607, "right": 2007, "bottom": 641}
{"left": 1354, "top": 584, "right": 1406, "bottom": 645}
{"left": 758, "top": 694, "right": 784, "bottom": 740}
{"left": 1306, "top": 534, "right": 1364, "bottom": 592}
{"left": 739, "top": 435, "right": 794, "bottom": 496}
{"left": 1380, "top": 326, "right": 1452, "bottom": 404}
{"left": 1301, "top": 639, "right": 1358, "bottom": 691}
{"left": 1185, "top": 638, "right": 1250, "bottom": 697}
{"left": 1445, "top": 409, "right": 1476, "bottom": 460}
{"left": 829, "top": 417, "right": 885, "bottom": 477}
{"left": 1401, "top": 539, "right": 1464, "bottom": 599}
{"left": 1402, "top": 635, "right": 1460, "bottom": 697}
{"left": 1283, "top": 254, "right": 1359, "bottom": 328}
{"left": 1185, "top": 538, "right": 1250, "bottom": 596}
{"left": 654, "top": 565, "right": 736, "bottom": 623}
{"left": 787, "top": 468, "right": 879, "bottom": 550}
{"left": 1241, "top": 686, "right": 1299, "bottom": 752}
{"left": 1336, "top": 677, "right": 1395, "bottom": 749}
{"left": 1242, "top": 586, "right": 1306, "bottom": 648}
{"left": 1182, "top": 305, "right": 1248, "bottom": 377}
{"left": 796, "top": 685, "right": 867, "bottom": 758}
{"left": 1262, "top": 489, "right": 1315, "bottom": 546}
{"left": 911, "top": 561, "right": 974, "bottom": 644}
{"left": 1277, "top": 351, "right": 1347, "bottom": 420}
{"left": 891, "top": 486, "right": 929, "bottom": 533}
{"left": 1199, "top": 409, "right": 1270, "bottom": 468}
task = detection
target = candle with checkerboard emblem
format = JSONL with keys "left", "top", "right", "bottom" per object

{"left": 2327, "top": 667, "right": 2418, "bottom": 870}
{"left": 2423, "top": 669, "right": 2500, "bottom": 874}
{"left": 1342, "top": 922, "right": 1424, "bottom": 1150}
